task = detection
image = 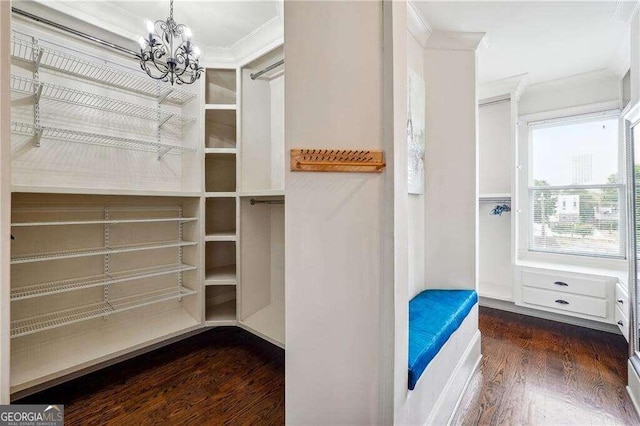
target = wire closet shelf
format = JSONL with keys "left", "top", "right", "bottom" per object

{"left": 11, "top": 286, "right": 197, "bottom": 338}
{"left": 11, "top": 33, "right": 196, "bottom": 105}
{"left": 10, "top": 121, "right": 198, "bottom": 157}
{"left": 10, "top": 74, "right": 196, "bottom": 128}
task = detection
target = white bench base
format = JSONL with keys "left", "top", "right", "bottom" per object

{"left": 402, "top": 304, "right": 481, "bottom": 425}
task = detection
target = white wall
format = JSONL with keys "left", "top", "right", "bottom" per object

{"left": 407, "top": 32, "right": 425, "bottom": 300}
{"left": 631, "top": 12, "right": 640, "bottom": 106}
{"left": 284, "top": 2, "right": 394, "bottom": 424}
{"left": 0, "top": 0, "right": 10, "bottom": 404}
{"left": 519, "top": 70, "right": 621, "bottom": 116}
{"left": 479, "top": 101, "right": 511, "bottom": 195}
{"left": 270, "top": 76, "right": 285, "bottom": 190}
{"left": 478, "top": 101, "right": 513, "bottom": 300}
{"left": 424, "top": 47, "right": 479, "bottom": 290}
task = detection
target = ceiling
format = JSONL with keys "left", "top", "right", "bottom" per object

{"left": 22, "top": 0, "right": 282, "bottom": 62}
{"left": 413, "top": 1, "right": 635, "bottom": 86}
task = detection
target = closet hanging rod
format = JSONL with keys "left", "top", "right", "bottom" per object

{"left": 12, "top": 7, "right": 139, "bottom": 58}
{"left": 250, "top": 59, "right": 284, "bottom": 80}
{"left": 479, "top": 198, "right": 511, "bottom": 204}
{"left": 250, "top": 199, "right": 284, "bottom": 205}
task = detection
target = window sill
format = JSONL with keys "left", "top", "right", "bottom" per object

{"left": 516, "top": 250, "right": 628, "bottom": 280}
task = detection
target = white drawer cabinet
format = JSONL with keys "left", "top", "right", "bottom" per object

{"left": 521, "top": 270, "right": 610, "bottom": 298}
{"left": 615, "top": 282, "right": 629, "bottom": 317}
{"left": 615, "top": 305, "right": 629, "bottom": 342}
{"left": 516, "top": 267, "right": 619, "bottom": 324}
{"left": 521, "top": 287, "right": 608, "bottom": 318}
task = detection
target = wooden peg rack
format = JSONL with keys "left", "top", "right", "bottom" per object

{"left": 290, "top": 149, "right": 386, "bottom": 173}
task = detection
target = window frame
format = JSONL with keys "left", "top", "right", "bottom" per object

{"left": 518, "top": 105, "right": 626, "bottom": 262}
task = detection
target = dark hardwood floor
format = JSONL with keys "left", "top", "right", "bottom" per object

{"left": 17, "top": 308, "right": 639, "bottom": 425}
{"left": 16, "top": 327, "right": 285, "bottom": 426}
{"left": 453, "top": 307, "right": 639, "bottom": 425}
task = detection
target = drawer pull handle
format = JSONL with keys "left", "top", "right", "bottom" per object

{"left": 555, "top": 299, "right": 569, "bottom": 305}
{"left": 618, "top": 320, "right": 624, "bottom": 326}
{"left": 618, "top": 299, "right": 624, "bottom": 304}
{"left": 554, "top": 281, "right": 569, "bottom": 287}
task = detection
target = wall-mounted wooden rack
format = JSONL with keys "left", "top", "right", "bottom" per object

{"left": 290, "top": 149, "right": 386, "bottom": 173}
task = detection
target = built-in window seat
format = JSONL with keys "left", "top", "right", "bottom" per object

{"left": 408, "top": 289, "right": 478, "bottom": 390}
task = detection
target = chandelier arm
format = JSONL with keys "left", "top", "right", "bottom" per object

{"left": 137, "top": 0, "right": 202, "bottom": 86}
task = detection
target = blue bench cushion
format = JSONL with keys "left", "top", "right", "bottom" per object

{"left": 408, "top": 289, "right": 478, "bottom": 390}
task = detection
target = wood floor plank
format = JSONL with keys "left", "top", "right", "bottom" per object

{"left": 454, "top": 307, "right": 639, "bottom": 426}
{"left": 15, "top": 307, "right": 638, "bottom": 425}
{"left": 16, "top": 327, "right": 285, "bottom": 426}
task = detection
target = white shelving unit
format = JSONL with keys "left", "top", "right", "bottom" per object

{"left": 236, "top": 47, "right": 286, "bottom": 348}
{"left": 10, "top": 194, "right": 202, "bottom": 395}
{"left": 203, "top": 67, "right": 239, "bottom": 325}
{"left": 10, "top": 28, "right": 201, "bottom": 194}
{"left": 12, "top": 263, "right": 197, "bottom": 300}
{"left": 12, "top": 286, "right": 197, "bottom": 338}
{"left": 11, "top": 35, "right": 195, "bottom": 104}
{"left": 10, "top": 75, "right": 196, "bottom": 127}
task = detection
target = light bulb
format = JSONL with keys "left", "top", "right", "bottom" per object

{"left": 138, "top": 36, "right": 146, "bottom": 49}
{"left": 193, "top": 46, "right": 201, "bottom": 58}
{"left": 184, "top": 27, "right": 192, "bottom": 40}
{"left": 145, "top": 20, "right": 154, "bottom": 34}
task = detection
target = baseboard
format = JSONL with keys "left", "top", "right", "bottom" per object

{"left": 427, "top": 330, "right": 482, "bottom": 426}
{"left": 447, "top": 351, "right": 482, "bottom": 425}
{"left": 628, "top": 361, "right": 640, "bottom": 419}
{"left": 479, "top": 297, "right": 621, "bottom": 335}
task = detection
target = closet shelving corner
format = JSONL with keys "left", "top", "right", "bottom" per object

{"left": 203, "top": 66, "right": 240, "bottom": 325}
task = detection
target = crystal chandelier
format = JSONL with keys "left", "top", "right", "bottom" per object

{"left": 137, "top": 0, "right": 203, "bottom": 85}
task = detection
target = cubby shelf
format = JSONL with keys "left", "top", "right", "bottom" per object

{"left": 11, "top": 121, "right": 197, "bottom": 157}
{"left": 205, "top": 265, "right": 237, "bottom": 286}
{"left": 205, "top": 104, "right": 236, "bottom": 110}
{"left": 205, "top": 148, "right": 237, "bottom": 154}
{"left": 12, "top": 217, "right": 198, "bottom": 227}
{"left": 11, "top": 263, "right": 197, "bottom": 301}
{"left": 205, "top": 232, "right": 236, "bottom": 242}
{"left": 205, "top": 299, "right": 237, "bottom": 324}
{"left": 11, "top": 35, "right": 195, "bottom": 105}
{"left": 205, "top": 192, "right": 237, "bottom": 198}
{"left": 11, "top": 240, "right": 198, "bottom": 264}
{"left": 11, "top": 286, "right": 197, "bottom": 338}
{"left": 239, "top": 190, "right": 285, "bottom": 197}
{"left": 10, "top": 75, "right": 196, "bottom": 128}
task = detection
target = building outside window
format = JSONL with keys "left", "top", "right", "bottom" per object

{"left": 529, "top": 114, "right": 623, "bottom": 258}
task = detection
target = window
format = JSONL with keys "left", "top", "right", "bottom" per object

{"left": 529, "top": 115, "right": 623, "bottom": 257}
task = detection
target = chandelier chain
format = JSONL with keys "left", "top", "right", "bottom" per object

{"left": 170, "top": 0, "right": 174, "bottom": 20}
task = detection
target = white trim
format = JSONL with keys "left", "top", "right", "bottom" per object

{"left": 520, "top": 100, "right": 622, "bottom": 123}
{"left": 0, "top": 0, "right": 10, "bottom": 404}
{"left": 448, "top": 353, "right": 482, "bottom": 425}
{"left": 527, "top": 108, "right": 621, "bottom": 128}
{"left": 425, "top": 31, "right": 486, "bottom": 52}
{"left": 427, "top": 330, "right": 482, "bottom": 425}
{"left": 480, "top": 297, "right": 622, "bottom": 334}
{"left": 478, "top": 73, "right": 528, "bottom": 101}
{"left": 407, "top": 1, "right": 431, "bottom": 48}
{"left": 628, "top": 360, "right": 640, "bottom": 419}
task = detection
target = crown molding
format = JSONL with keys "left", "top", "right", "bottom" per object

{"left": 407, "top": 1, "right": 431, "bottom": 48}
{"left": 233, "top": 16, "right": 283, "bottom": 66}
{"left": 478, "top": 73, "right": 529, "bottom": 101}
{"left": 201, "top": 16, "right": 283, "bottom": 67}
{"left": 425, "top": 31, "right": 486, "bottom": 52}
